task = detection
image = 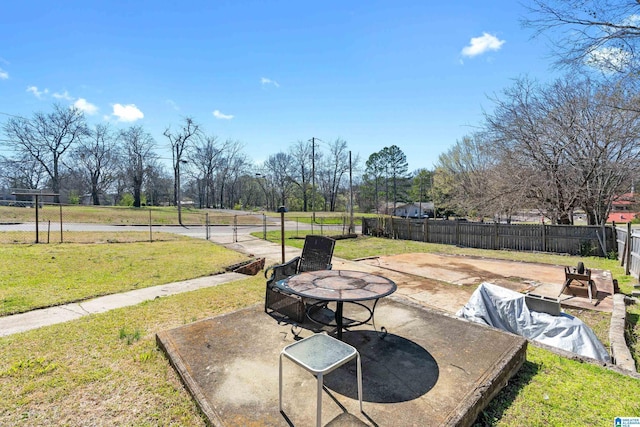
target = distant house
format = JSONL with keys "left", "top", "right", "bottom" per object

{"left": 393, "top": 202, "right": 435, "bottom": 218}
{"left": 607, "top": 192, "right": 639, "bottom": 223}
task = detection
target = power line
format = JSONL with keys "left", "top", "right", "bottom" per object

{"left": 0, "top": 111, "right": 30, "bottom": 120}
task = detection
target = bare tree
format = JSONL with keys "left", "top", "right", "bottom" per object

{"left": 187, "top": 135, "right": 225, "bottom": 208}
{"left": 263, "top": 152, "right": 294, "bottom": 207}
{"left": 2, "top": 104, "right": 89, "bottom": 203}
{"left": 0, "top": 154, "right": 47, "bottom": 191}
{"left": 164, "top": 117, "right": 201, "bottom": 224}
{"left": 119, "top": 126, "right": 156, "bottom": 208}
{"left": 288, "top": 140, "right": 313, "bottom": 211}
{"left": 436, "top": 136, "right": 487, "bottom": 217}
{"left": 324, "top": 138, "right": 353, "bottom": 212}
{"left": 523, "top": 0, "right": 640, "bottom": 76}
{"left": 215, "top": 139, "right": 244, "bottom": 209}
{"left": 435, "top": 134, "right": 529, "bottom": 221}
{"left": 485, "top": 75, "right": 640, "bottom": 224}
{"left": 75, "top": 124, "right": 120, "bottom": 205}
{"left": 224, "top": 154, "right": 250, "bottom": 208}
{"left": 144, "top": 159, "right": 172, "bottom": 206}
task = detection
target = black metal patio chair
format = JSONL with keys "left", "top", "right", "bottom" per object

{"left": 264, "top": 235, "right": 336, "bottom": 323}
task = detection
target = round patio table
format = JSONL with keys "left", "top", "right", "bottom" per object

{"left": 279, "top": 270, "right": 397, "bottom": 340}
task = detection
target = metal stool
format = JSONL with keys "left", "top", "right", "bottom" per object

{"left": 279, "top": 333, "right": 363, "bottom": 427}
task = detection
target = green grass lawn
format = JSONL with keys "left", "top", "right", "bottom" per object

{"left": 0, "top": 232, "right": 249, "bottom": 315}
{"left": 0, "top": 205, "right": 265, "bottom": 226}
{"left": 1, "top": 230, "right": 640, "bottom": 425}
{"left": 0, "top": 276, "right": 265, "bottom": 426}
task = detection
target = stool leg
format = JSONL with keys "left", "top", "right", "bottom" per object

{"left": 356, "top": 353, "right": 363, "bottom": 413}
{"left": 317, "top": 373, "right": 323, "bottom": 427}
{"left": 279, "top": 354, "right": 283, "bottom": 413}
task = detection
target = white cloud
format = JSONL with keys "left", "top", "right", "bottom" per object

{"left": 261, "top": 77, "right": 280, "bottom": 87}
{"left": 461, "top": 33, "right": 505, "bottom": 57}
{"left": 586, "top": 47, "right": 633, "bottom": 73}
{"left": 166, "top": 99, "right": 180, "bottom": 111}
{"left": 622, "top": 14, "right": 640, "bottom": 27}
{"left": 0, "top": 68, "right": 8, "bottom": 80}
{"left": 52, "top": 90, "right": 73, "bottom": 100}
{"left": 26, "top": 86, "right": 49, "bottom": 98}
{"left": 213, "top": 109, "right": 234, "bottom": 120}
{"left": 112, "top": 103, "right": 144, "bottom": 122}
{"left": 74, "top": 98, "right": 99, "bottom": 115}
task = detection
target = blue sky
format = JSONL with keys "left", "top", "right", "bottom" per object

{"left": 0, "top": 0, "right": 560, "bottom": 172}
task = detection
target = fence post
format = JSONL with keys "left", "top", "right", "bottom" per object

{"left": 626, "top": 221, "right": 632, "bottom": 276}
{"left": 149, "top": 208, "right": 153, "bottom": 242}
{"left": 263, "top": 214, "right": 267, "bottom": 240}
{"left": 59, "top": 204, "right": 63, "bottom": 243}
{"left": 233, "top": 215, "right": 238, "bottom": 243}
{"left": 423, "top": 218, "right": 427, "bottom": 242}
{"left": 494, "top": 222, "right": 499, "bottom": 250}
{"left": 206, "top": 212, "right": 210, "bottom": 240}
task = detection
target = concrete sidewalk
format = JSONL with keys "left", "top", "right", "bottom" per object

{"left": 0, "top": 272, "right": 248, "bottom": 337}
{"left": 0, "top": 230, "right": 288, "bottom": 338}
{"left": 0, "top": 231, "right": 352, "bottom": 337}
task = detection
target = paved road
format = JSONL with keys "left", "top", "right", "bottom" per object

{"left": 0, "top": 216, "right": 359, "bottom": 245}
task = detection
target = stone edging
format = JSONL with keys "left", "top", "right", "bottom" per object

{"left": 609, "top": 293, "right": 636, "bottom": 372}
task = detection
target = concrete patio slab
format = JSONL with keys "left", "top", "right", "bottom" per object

{"left": 358, "top": 253, "right": 615, "bottom": 313}
{"left": 157, "top": 298, "right": 527, "bottom": 427}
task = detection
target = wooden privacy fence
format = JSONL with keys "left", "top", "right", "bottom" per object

{"left": 616, "top": 223, "right": 640, "bottom": 279}
{"left": 362, "top": 217, "right": 616, "bottom": 257}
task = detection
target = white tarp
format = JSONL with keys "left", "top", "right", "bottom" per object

{"left": 456, "top": 282, "right": 610, "bottom": 362}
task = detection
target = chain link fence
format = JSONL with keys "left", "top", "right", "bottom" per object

{"left": 0, "top": 205, "right": 361, "bottom": 244}
{"left": 0, "top": 205, "right": 267, "bottom": 244}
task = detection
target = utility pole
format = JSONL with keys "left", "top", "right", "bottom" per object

{"left": 419, "top": 172, "right": 423, "bottom": 218}
{"left": 177, "top": 158, "right": 187, "bottom": 225}
{"left": 310, "top": 137, "right": 316, "bottom": 223}
{"left": 349, "top": 151, "right": 354, "bottom": 234}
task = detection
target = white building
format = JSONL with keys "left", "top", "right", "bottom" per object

{"left": 393, "top": 202, "right": 435, "bottom": 218}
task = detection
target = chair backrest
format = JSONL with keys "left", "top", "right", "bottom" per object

{"left": 298, "top": 235, "right": 335, "bottom": 273}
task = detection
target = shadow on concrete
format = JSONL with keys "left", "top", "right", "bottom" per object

{"left": 157, "top": 298, "right": 527, "bottom": 426}
{"left": 327, "top": 330, "right": 439, "bottom": 403}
